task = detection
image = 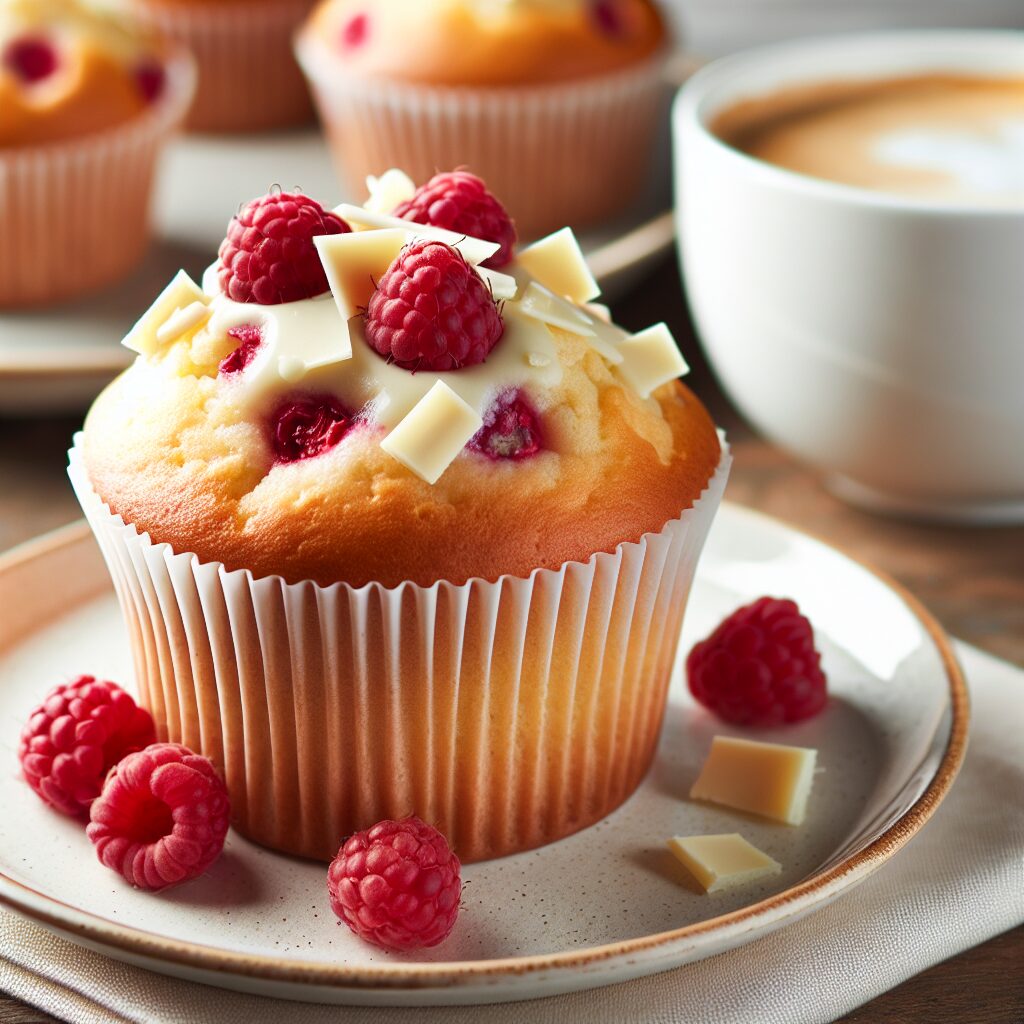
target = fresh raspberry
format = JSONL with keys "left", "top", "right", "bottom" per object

{"left": 365, "top": 240, "right": 504, "bottom": 372}
{"left": 327, "top": 816, "right": 462, "bottom": 951}
{"left": 87, "top": 743, "right": 230, "bottom": 891}
{"left": 340, "top": 12, "right": 370, "bottom": 48}
{"left": 271, "top": 394, "right": 352, "bottom": 463}
{"left": 468, "top": 392, "right": 542, "bottom": 459}
{"left": 687, "top": 597, "right": 827, "bottom": 726}
{"left": 217, "top": 191, "right": 349, "bottom": 305}
{"left": 18, "top": 676, "right": 156, "bottom": 819}
{"left": 394, "top": 171, "right": 516, "bottom": 269}
{"left": 4, "top": 37, "right": 58, "bottom": 83}
{"left": 219, "top": 324, "right": 263, "bottom": 375}
{"left": 134, "top": 61, "right": 165, "bottom": 103}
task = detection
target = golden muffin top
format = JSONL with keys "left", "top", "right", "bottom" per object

{"left": 301, "top": 0, "right": 666, "bottom": 86}
{"left": 83, "top": 169, "right": 719, "bottom": 587}
{"left": 0, "top": 0, "right": 169, "bottom": 147}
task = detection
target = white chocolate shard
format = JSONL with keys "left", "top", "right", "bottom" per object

{"left": 123, "top": 270, "right": 210, "bottom": 356}
{"left": 690, "top": 736, "right": 818, "bottom": 826}
{"left": 517, "top": 282, "right": 596, "bottom": 337}
{"left": 333, "top": 204, "right": 500, "bottom": 266}
{"left": 476, "top": 266, "right": 519, "bottom": 301}
{"left": 616, "top": 322, "right": 689, "bottom": 398}
{"left": 380, "top": 380, "right": 483, "bottom": 485}
{"left": 517, "top": 227, "right": 600, "bottom": 304}
{"left": 156, "top": 301, "right": 211, "bottom": 346}
{"left": 315, "top": 229, "right": 407, "bottom": 320}
{"left": 667, "top": 834, "right": 782, "bottom": 894}
{"left": 583, "top": 301, "right": 613, "bottom": 323}
{"left": 364, "top": 169, "right": 416, "bottom": 214}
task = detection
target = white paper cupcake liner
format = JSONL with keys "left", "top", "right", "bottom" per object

{"left": 137, "top": 0, "right": 315, "bottom": 132}
{"left": 0, "top": 52, "right": 194, "bottom": 309}
{"left": 295, "top": 36, "right": 668, "bottom": 239}
{"left": 69, "top": 436, "right": 730, "bottom": 863}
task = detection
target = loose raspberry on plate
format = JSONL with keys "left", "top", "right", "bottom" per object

{"left": 218, "top": 324, "right": 263, "bottom": 375}
{"left": 87, "top": 742, "right": 230, "bottom": 891}
{"left": 365, "top": 239, "right": 504, "bottom": 372}
{"left": 271, "top": 394, "right": 352, "bottom": 463}
{"left": 468, "top": 392, "right": 542, "bottom": 460}
{"left": 3, "top": 37, "right": 58, "bottom": 83}
{"left": 18, "top": 676, "right": 156, "bottom": 819}
{"left": 327, "top": 816, "right": 462, "bottom": 951}
{"left": 687, "top": 597, "right": 827, "bottom": 726}
{"left": 217, "top": 191, "right": 350, "bottom": 305}
{"left": 394, "top": 171, "right": 517, "bottom": 269}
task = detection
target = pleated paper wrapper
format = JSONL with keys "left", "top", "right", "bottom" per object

{"left": 295, "top": 35, "right": 668, "bottom": 240}
{"left": 0, "top": 53, "right": 194, "bottom": 308}
{"left": 136, "top": 0, "right": 315, "bottom": 132}
{"left": 69, "top": 438, "right": 730, "bottom": 863}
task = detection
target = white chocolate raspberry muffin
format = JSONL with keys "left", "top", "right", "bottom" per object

{"left": 0, "top": 0, "right": 193, "bottom": 306}
{"left": 296, "top": 0, "right": 671, "bottom": 237}
{"left": 73, "top": 170, "right": 729, "bottom": 862}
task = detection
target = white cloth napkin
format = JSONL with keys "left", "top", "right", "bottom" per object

{"left": 2, "top": 641, "right": 1022, "bottom": 1024}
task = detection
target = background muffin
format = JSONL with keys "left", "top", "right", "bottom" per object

{"left": 296, "top": 0, "right": 670, "bottom": 238}
{"left": 73, "top": 171, "right": 728, "bottom": 862}
{"left": 131, "top": 0, "right": 315, "bottom": 132}
{"left": 0, "top": 0, "right": 194, "bottom": 307}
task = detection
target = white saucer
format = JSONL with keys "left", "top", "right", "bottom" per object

{"left": 0, "top": 503, "right": 967, "bottom": 1006}
{"left": 0, "top": 132, "right": 673, "bottom": 416}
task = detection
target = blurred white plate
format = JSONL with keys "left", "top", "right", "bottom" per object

{"left": 0, "top": 504, "right": 966, "bottom": 1006}
{"left": 0, "top": 132, "right": 673, "bottom": 416}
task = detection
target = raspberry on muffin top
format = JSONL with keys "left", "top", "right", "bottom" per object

{"left": 304, "top": 0, "right": 666, "bottom": 86}
{"left": 0, "top": 0, "right": 170, "bottom": 147}
{"left": 82, "top": 168, "right": 720, "bottom": 588}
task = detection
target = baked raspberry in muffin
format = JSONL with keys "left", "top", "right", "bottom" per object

{"left": 0, "top": 0, "right": 194, "bottom": 306}
{"left": 72, "top": 170, "right": 728, "bottom": 862}
{"left": 296, "top": 0, "right": 670, "bottom": 237}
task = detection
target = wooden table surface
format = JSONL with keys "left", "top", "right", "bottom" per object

{"left": 0, "top": 259, "right": 1021, "bottom": 1022}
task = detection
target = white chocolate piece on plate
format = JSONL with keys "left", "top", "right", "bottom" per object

{"left": 123, "top": 270, "right": 209, "bottom": 356}
{"left": 364, "top": 169, "right": 416, "bottom": 214}
{"left": 517, "top": 227, "right": 600, "bottom": 304}
{"left": 690, "top": 736, "right": 818, "bottom": 826}
{"left": 380, "top": 381, "right": 484, "bottom": 485}
{"left": 616, "top": 323, "right": 689, "bottom": 398}
{"left": 517, "top": 282, "right": 596, "bottom": 337}
{"left": 315, "top": 229, "right": 408, "bottom": 320}
{"left": 333, "top": 204, "right": 501, "bottom": 267}
{"left": 667, "top": 834, "right": 782, "bottom": 893}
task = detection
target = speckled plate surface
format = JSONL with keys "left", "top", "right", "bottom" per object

{"left": 0, "top": 503, "right": 967, "bottom": 1006}
{"left": 0, "top": 132, "right": 672, "bottom": 416}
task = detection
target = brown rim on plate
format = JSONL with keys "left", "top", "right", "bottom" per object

{"left": 0, "top": 508, "right": 970, "bottom": 990}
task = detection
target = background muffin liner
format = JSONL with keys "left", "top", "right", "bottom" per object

{"left": 0, "top": 53, "right": 194, "bottom": 309}
{"left": 295, "top": 35, "right": 668, "bottom": 240}
{"left": 69, "top": 436, "right": 730, "bottom": 863}
{"left": 137, "top": 0, "right": 315, "bottom": 132}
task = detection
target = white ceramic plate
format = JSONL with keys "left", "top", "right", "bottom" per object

{"left": 0, "top": 503, "right": 967, "bottom": 1006}
{"left": 0, "top": 132, "right": 673, "bottom": 416}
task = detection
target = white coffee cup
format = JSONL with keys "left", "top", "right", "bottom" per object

{"left": 673, "top": 31, "right": 1024, "bottom": 524}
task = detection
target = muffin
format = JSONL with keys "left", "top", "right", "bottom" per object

{"left": 132, "top": 0, "right": 315, "bottom": 132}
{"left": 295, "top": 0, "right": 669, "bottom": 238}
{"left": 0, "top": 0, "right": 193, "bottom": 307}
{"left": 71, "top": 169, "right": 729, "bottom": 863}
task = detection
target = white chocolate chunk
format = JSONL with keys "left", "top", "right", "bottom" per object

{"left": 156, "top": 301, "right": 211, "bottom": 345}
{"left": 667, "top": 834, "right": 782, "bottom": 893}
{"left": 380, "top": 381, "right": 483, "bottom": 484}
{"left": 527, "top": 351, "right": 552, "bottom": 368}
{"left": 333, "top": 204, "right": 500, "bottom": 266}
{"left": 476, "top": 265, "right": 519, "bottom": 301}
{"left": 364, "top": 168, "right": 416, "bottom": 214}
{"left": 315, "top": 229, "right": 407, "bottom": 320}
{"left": 517, "top": 227, "right": 600, "bottom": 304}
{"left": 690, "top": 736, "right": 818, "bottom": 826}
{"left": 616, "top": 322, "right": 689, "bottom": 398}
{"left": 517, "top": 282, "right": 596, "bottom": 337}
{"left": 123, "top": 270, "right": 210, "bottom": 355}
{"left": 583, "top": 301, "right": 613, "bottom": 324}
